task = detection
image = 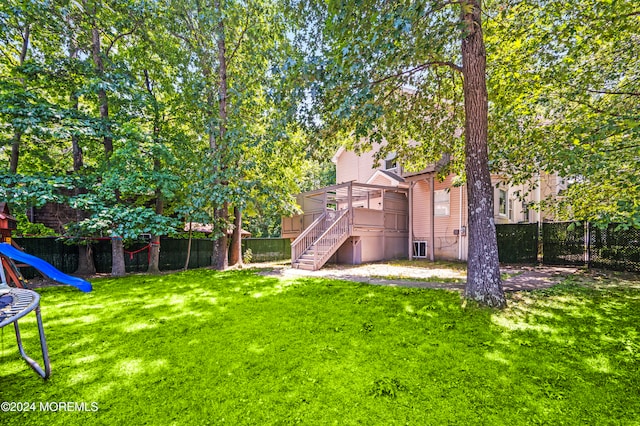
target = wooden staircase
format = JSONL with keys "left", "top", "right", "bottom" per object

{"left": 291, "top": 209, "right": 351, "bottom": 271}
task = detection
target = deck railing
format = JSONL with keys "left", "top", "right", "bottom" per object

{"left": 291, "top": 212, "right": 327, "bottom": 264}
{"left": 312, "top": 209, "right": 351, "bottom": 269}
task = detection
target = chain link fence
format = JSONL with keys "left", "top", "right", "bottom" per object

{"left": 496, "top": 223, "right": 539, "bottom": 263}
{"left": 542, "top": 222, "right": 587, "bottom": 266}
{"left": 589, "top": 225, "right": 640, "bottom": 272}
{"left": 497, "top": 221, "right": 640, "bottom": 272}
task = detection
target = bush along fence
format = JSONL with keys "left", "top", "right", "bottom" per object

{"left": 14, "top": 237, "right": 291, "bottom": 278}
{"left": 496, "top": 221, "right": 640, "bottom": 272}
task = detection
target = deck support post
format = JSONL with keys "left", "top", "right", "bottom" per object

{"left": 408, "top": 181, "right": 415, "bottom": 260}
{"left": 430, "top": 175, "right": 435, "bottom": 262}
{"left": 348, "top": 182, "right": 353, "bottom": 225}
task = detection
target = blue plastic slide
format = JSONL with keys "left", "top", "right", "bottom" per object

{"left": 0, "top": 243, "right": 92, "bottom": 292}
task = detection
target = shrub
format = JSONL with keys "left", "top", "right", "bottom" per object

{"left": 243, "top": 248, "right": 253, "bottom": 264}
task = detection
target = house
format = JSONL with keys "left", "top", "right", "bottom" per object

{"left": 282, "top": 145, "right": 566, "bottom": 270}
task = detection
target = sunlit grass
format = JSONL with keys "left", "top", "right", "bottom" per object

{"left": 1, "top": 269, "right": 639, "bottom": 424}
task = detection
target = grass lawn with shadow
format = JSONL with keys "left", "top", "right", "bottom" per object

{"left": 1, "top": 269, "right": 639, "bottom": 424}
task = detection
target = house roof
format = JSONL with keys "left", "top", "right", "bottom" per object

{"left": 331, "top": 146, "right": 346, "bottom": 164}
{"left": 366, "top": 169, "right": 406, "bottom": 186}
{"left": 379, "top": 169, "right": 405, "bottom": 182}
{"left": 401, "top": 154, "right": 451, "bottom": 181}
{"left": 402, "top": 165, "right": 437, "bottom": 181}
{"left": 184, "top": 222, "right": 251, "bottom": 237}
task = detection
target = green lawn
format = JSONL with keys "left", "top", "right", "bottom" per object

{"left": 1, "top": 269, "right": 639, "bottom": 424}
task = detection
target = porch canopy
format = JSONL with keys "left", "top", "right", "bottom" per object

{"left": 282, "top": 181, "right": 408, "bottom": 239}
{"left": 305, "top": 181, "right": 406, "bottom": 210}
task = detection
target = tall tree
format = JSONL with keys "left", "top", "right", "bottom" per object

{"left": 143, "top": 69, "right": 165, "bottom": 274}
{"left": 80, "top": 0, "right": 145, "bottom": 276}
{"left": 0, "top": 0, "right": 59, "bottom": 173}
{"left": 166, "top": 0, "right": 303, "bottom": 269}
{"left": 297, "top": 0, "right": 505, "bottom": 307}
{"left": 460, "top": 0, "right": 503, "bottom": 307}
{"left": 0, "top": 0, "right": 320, "bottom": 277}
{"left": 65, "top": 9, "right": 96, "bottom": 275}
{"left": 212, "top": 0, "right": 230, "bottom": 269}
{"left": 8, "top": 20, "right": 29, "bottom": 173}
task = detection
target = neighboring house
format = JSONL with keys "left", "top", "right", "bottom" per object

{"left": 282, "top": 145, "right": 566, "bottom": 270}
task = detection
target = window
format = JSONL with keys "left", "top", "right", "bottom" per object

{"left": 508, "top": 199, "right": 514, "bottom": 221}
{"left": 384, "top": 153, "right": 398, "bottom": 171}
{"left": 498, "top": 190, "right": 507, "bottom": 216}
{"left": 434, "top": 189, "right": 450, "bottom": 217}
{"left": 523, "top": 203, "right": 530, "bottom": 223}
{"left": 413, "top": 241, "right": 427, "bottom": 258}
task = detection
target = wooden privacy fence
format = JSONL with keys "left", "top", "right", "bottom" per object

{"left": 14, "top": 237, "right": 291, "bottom": 278}
{"left": 241, "top": 238, "right": 291, "bottom": 262}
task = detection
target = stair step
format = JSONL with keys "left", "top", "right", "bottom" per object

{"left": 297, "top": 264, "right": 315, "bottom": 271}
{"left": 300, "top": 253, "right": 329, "bottom": 260}
{"left": 292, "top": 219, "right": 351, "bottom": 271}
{"left": 293, "top": 262, "right": 315, "bottom": 271}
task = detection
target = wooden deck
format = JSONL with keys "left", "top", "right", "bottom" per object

{"left": 282, "top": 182, "right": 409, "bottom": 270}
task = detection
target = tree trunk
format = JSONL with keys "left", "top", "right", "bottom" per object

{"left": 148, "top": 195, "right": 163, "bottom": 274}
{"left": 76, "top": 244, "right": 96, "bottom": 276}
{"left": 9, "top": 131, "right": 22, "bottom": 173}
{"left": 144, "top": 70, "right": 164, "bottom": 274}
{"left": 91, "top": 26, "right": 113, "bottom": 157}
{"left": 460, "top": 0, "right": 505, "bottom": 308}
{"left": 70, "top": 33, "right": 83, "bottom": 171}
{"left": 145, "top": 69, "right": 164, "bottom": 274}
{"left": 229, "top": 206, "right": 243, "bottom": 266}
{"left": 210, "top": 0, "right": 229, "bottom": 270}
{"left": 89, "top": 11, "right": 123, "bottom": 277}
{"left": 9, "top": 25, "right": 29, "bottom": 174}
{"left": 184, "top": 223, "right": 193, "bottom": 270}
{"left": 72, "top": 132, "right": 84, "bottom": 171}
{"left": 212, "top": 204, "right": 229, "bottom": 270}
{"left": 70, "top": 35, "right": 95, "bottom": 275}
{"left": 111, "top": 237, "right": 126, "bottom": 277}
{"left": 147, "top": 236, "right": 161, "bottom": 274}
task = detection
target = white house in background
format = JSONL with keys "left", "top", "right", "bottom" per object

{"left": 282, "top": 146, "right": 566, "bottom": 270}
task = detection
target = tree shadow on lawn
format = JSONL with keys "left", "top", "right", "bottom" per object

{"left": 0, "top": 270, "right": 638, "bottom": 424}
{"left": 488, "top": 278, "right": 640, "bottom": 422}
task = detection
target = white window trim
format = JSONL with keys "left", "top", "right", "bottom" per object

{"left": 508, "top": 198, "right": 514, "bottom": 221}
{"left": 413, "top": 241, "right": 428, "bottom": 258}
{"left": 498, "top": 189, "right": 507, "bottom": 217}
{"left": 434, "top": 189, "right": 450, "bottom": 217}
{"left": 383, "top": 152, "right": 398, "bottom": 172}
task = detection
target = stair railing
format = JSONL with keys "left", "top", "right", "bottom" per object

{"left": 291, "top": 212, "right": 327, "bottom": 265}
{"left": 312, "top": 209, "right": 351, "bottom": 269}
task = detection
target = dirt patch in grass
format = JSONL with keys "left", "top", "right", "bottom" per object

{"left": 253, "top": 261, "right": 582, "bottom": 292}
